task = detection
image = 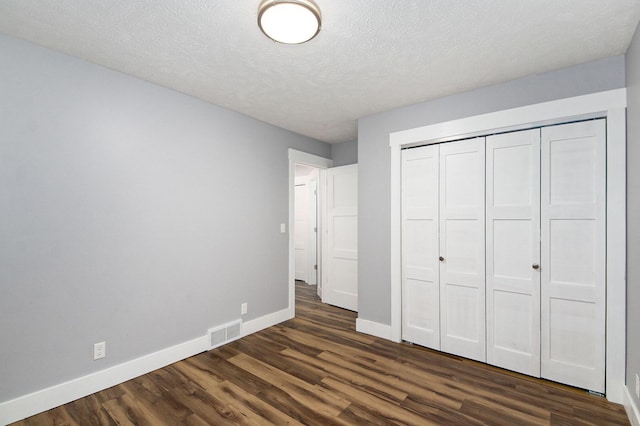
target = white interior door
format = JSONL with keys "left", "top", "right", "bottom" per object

{"left": 540, "top": 120, "right": 606, "bottom": 393}
{"left": 486, "top": 129, "right": 541, "bottom": 377}
{"left": 324, "top": 164, "right": 358, "bottom": 311}
{"left": 294, "top": 181, "right": 309, "bottom": 282}
{"left": 401, "top": 145, "right": 440, "bottom": 349}
{"left": 308, "top": 180, "right": 318, "bottom": 285}
{"left": 439, "top": 138, "right": 486, "bottom": 362}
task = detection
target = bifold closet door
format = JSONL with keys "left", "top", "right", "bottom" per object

{"left": 486, "top": 129, "right": 541, "bottom": 377}
{"left": 401, "top": 145, "right": 440, "bottom": 349}
{"left": 540, "top": 120, "right": 606, "bottom": 393}
{"left": 439, "top": 138, "right": 486, "bottom": 362}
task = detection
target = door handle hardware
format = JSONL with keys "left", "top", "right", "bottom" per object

{"left": 439, "top": 256, "right": 445, "bottom": 262}
{"left": 532, "top": 264, "right": 540, "bottom": 270}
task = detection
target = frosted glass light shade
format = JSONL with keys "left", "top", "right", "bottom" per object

{"left": 258, "top": 0, "right": 321, "bottom": 44}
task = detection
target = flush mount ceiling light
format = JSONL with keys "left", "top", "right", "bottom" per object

{"left": 258, "top": 0, "right": 322, "bottom": 44}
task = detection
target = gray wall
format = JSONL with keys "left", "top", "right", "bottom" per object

{"left": 626, "top": 24, "right": 640, "bottom": 408}
{"left": 0, "top": 35, "right": 330, "bottom": 402}
{"left": 357, "top": 55, "right": 626, "bottom": 325}
{"left": 331, "top": 140, "right": 358, "bottom": 166}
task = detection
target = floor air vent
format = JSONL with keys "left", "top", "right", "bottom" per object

{"left": 208, "top": 320, "right": 242, "bottom": 350}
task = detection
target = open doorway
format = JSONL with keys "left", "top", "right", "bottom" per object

{"left": 287, "top": 149, "right": 333, "bottom": 318}
{"left": 294, "top": 164, "right": 319, "bottom": 287}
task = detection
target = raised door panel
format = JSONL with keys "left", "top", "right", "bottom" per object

{"left": 401, "top": 145, "right": 440, "bottom": 348}
{"left": 540, "top": 120, "right": 606, "bottom": 393}
{"left": 486, "top": 129, "right": 541, "bottom": 377}
{"left": 325, "top": 164, "right": 358, "bottom": 312}
{"left": 439, "top": 138, "right": 486, "bottom": 362}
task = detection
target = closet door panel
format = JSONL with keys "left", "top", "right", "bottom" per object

{"left": 486, "top": 129, "right": 540, "bottom": 377}
{"left": 541, "top": 120, "right": 606, "bottom": 393}
{"left": 402, "top": 146, "right": 440, "bottom": 348}
{"left": 439, "top": 138, "right": 486, "bottom": 362}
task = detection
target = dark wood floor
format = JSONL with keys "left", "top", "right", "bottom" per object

{"left": 13, "top": 282, "right": 629, "bottom": 425}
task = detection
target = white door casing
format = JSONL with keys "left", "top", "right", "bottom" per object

{"left": 324, "top": 164, "right": 358, "bottom": 311}
{"left": 486, "top": 129, "right": 541, "bottom": 377}
{"left": 401, "top": 145, "right": 440, "bottom": 349}
{"left": 288, "top": 149, "right": 333, "bottom": 320}
{"left": 387, "top": 89, "right": 626, "bottom": 403}
{"left": 439, "top": 138, "right": 486, "bottom": 362}
{"left": 540, "top": 120, "right": 606, "bottom": 393}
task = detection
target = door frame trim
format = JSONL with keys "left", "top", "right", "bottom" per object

{"left": 388, "top": 88, "right": 627, "bottom": 403}
{"left": 288, "top": 149, "right": 333, "bottom": 318}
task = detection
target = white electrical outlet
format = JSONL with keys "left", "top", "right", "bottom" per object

{"left": 635, "top": 373, "right": 639, "bottom": 399}
{"left": 94, "top": 341, "right": 106, "bottom": 360}
{"left": 241, "top": 302, "right": 248, "bottom": 315}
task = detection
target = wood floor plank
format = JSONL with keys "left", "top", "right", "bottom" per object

{"left": 171, "top": 357, "right": 225, "bottom": 391}
{"left": 119, "top": 375, "right": 193, "bottom": 424}
{"left": 179, "top": 413, "right": 211, "bottom": 426}
{"left": 251, "top": 382, "right": 352, "bottom": 425}
{"left": 321, "top": 376, "right": 434, "bottom": 426}
{"left": 282, "top": 348, "right": 409, "bottom": 403}
{"left": 10, "top": 281, "right": 630, "bottom": 426}
{"left": 101, "top": 392, "right": 166, "bottom": 426}
{"left": 228, "top": 352, "right": 350, "bottom": 418}
{"left": 170, "top": 380, "right": 261, "bottom": 426}
{"left": 318, "top": 349, "right": 464, "bottom": 411}
{"left": 231, "top": 333, "right": 328, "bottom": 385}
{"left": 19, "top": 406, "right": 80, "bottom": 426}
{"left": 63, "top": 394, "right": 115, "bottom": 426}
{"left": 460, "top": 399, "right": 547, "bottom": 426}
{"left": 371, "top": 348, "right": 554, "bottom": 421}
{"left": 210, "top": 380, "right": 304, "bottom": 426}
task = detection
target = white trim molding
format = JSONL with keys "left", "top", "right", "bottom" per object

{"left": 624, "top": 386, "right": 640, "bottom": 426}
{"left": 0, "top": 336, "right": 208, "bottom": 425}
{"left": 356, "top": 318, "right": 392, "bottom": 340}
{"left": 0, "top": 307, "right": 293, "bottom": 425}
{"left": 240, "top": 308, "right": 292, "bottom": 337}
{"left": 388, "top": 88, "right": 627, "bottom": 403}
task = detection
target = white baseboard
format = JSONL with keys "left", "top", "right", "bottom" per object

{"left": 241, "top": 308, "right": 292, "bottom": 337}
{"left": 0, "top": 308, "right": 292, "bottom": 425}
{"left": 0, "top": 335, "right": 208, "bottom": 425}
{"left": 356, "top": 318, "right": 392, "bottom": 340}
{"left": 624, "top": 385, "right": 640, "bottom": 426}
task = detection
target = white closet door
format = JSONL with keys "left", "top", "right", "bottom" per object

{"left": 486, "top": 129, "right": 541, "bottom": 376}
{"left": 541, "top": 120, "right": 606, "bottom": 393}
{"left": 401, "top": 145, "right": 440, "bottom": 349}
{"left": 324, "top": 164, "right": 358, "bottom": 312}
{"left": 439, "top": 138, "right": 486, "bottom": 362}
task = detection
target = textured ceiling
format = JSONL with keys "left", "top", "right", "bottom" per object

{"left": 1, "top": 1, "right": 639, "bottom": 144}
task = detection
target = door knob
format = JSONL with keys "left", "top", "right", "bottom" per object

{"left": 439, "top": 256, "right": 445, "bottom": 262}
{"left": 532, "top": 264, "right": 540, "bottom": 270}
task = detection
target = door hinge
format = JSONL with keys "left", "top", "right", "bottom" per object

{"left": 314, "top": 264, "right": 318, "bottom": 270}
{"left": 314, "top": 227, "right": 318, "bottom": 233}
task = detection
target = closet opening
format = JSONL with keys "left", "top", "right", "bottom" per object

{"left": 387, "top": 89, "right": 626, "bottom": 402}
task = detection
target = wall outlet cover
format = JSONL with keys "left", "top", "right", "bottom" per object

{"left": 94, "top": 341, "right": 106, "bottom": 360}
